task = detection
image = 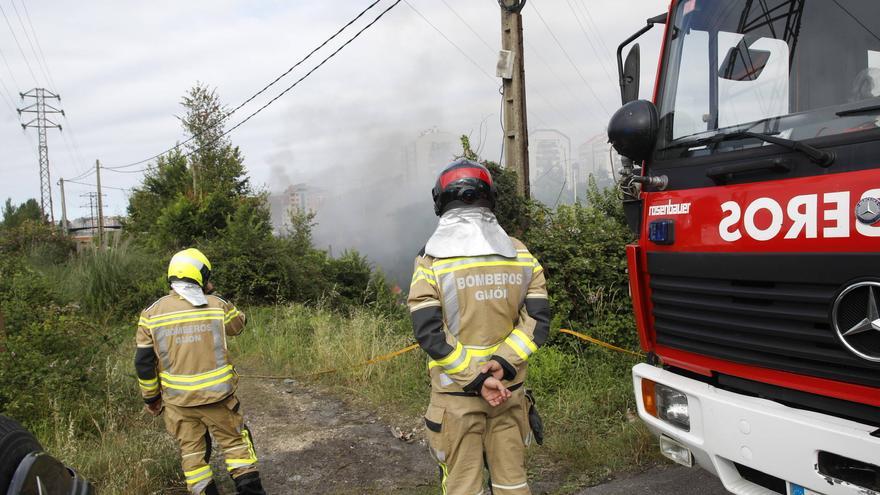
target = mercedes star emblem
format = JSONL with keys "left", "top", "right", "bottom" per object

{"left": 832, "top": 281, "right": 880, "bottom": 362}
{"left": 854, "top": 197, "right": 880, "bottom": 225}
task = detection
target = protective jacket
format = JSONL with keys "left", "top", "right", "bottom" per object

{"left": 408, "top": 237, "right": 551, "bottom": 394}
{"left": 135, "top": 291, "right": 245, "bottom": 407}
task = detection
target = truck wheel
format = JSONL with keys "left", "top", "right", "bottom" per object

{"left": 0, "top": 415, "right": 42, "bottom": 494}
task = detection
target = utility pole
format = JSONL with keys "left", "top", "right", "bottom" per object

{"left": 18, "top": 88, "right": 63, "bottom": 224}
{"left": 499, "top": 0, "right": 530, "bottom": 197}
{"left": 81, "top": 192, "right": 97, "bottom": 234}
{"left": 58, "top": 178, "right": 68, "bottom": 234}
{"left": 95, "top": 160, "right": 104, "bottom": 247}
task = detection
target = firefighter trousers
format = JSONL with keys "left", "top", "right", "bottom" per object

{"left": 424, "top": 387, "right": 532, "bottom": 495}
{"left": 163, "top": 394, "right": 261, "bottom": 495}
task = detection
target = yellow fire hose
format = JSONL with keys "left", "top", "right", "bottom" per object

{"left": 240, "top": 329, "right": 641, "bottom": 381}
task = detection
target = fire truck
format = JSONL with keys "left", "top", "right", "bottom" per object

{"left": 606, "top": 1, "right": 880, "bottom": 494}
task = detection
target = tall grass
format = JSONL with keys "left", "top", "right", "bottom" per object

{"left": 230, "top": 305, "right": 659, "bottom": 489}
{"left": 231, "top": 305, "right": 429, "bottom": 417}
{"left": 54, "top": 239, "right": 165, "bottom": 317}
{"left": 30, "top": 347, "right": 184, "bottom": 494}
{"left": 3, "top": 245, "right": 181, "bottom": 494}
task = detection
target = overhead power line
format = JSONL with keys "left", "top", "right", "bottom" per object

{"left": 65, "top": 179, "right": 129, "bottom": 192}
{"left": 0, "top": 45, "right": 20, "bottom": 90}
{"left": 9, "top": 0, "right": 50, "bottom": 86}
{"left": 402, "top": 0, "right": 495, "bottom": 81}
{"left": 0, "top": 2, "right": 38, "bottom": 85}
{"left": 431, "top": 0, "right": 571, "bottom": 132}
{"left": 525, "top": 39, "right": 594, "bottom": 116}
{"left": 103, "top": 0, "right": 405, "bottom": 177}
{"left": 439, "top": 0, "right": 495, "bottom": 53}
{"left": 17, "top": 0, "right": 58, "bottom": 89}
{"left": 104, "top": 166, "right": 151, "bottom": 174}
{"left": 9, "top": 0, "right": 88, "bottom": 177}
{"left": 565, "top": 0, "right": 616, "bottom": 89}
{"left": 0, "top": 74, "right": 16, "bottom": 112}
{"left": 104, "top": 0, "right": 389, "bottom": 172}
{"left": 528, "top": 0, "right": 610, "bottom": 116}
{"left": 576, "top": 0, "right": 613, "bottom": 58}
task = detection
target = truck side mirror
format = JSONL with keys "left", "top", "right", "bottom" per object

{"left": 607, "top": 99, "right": 659, "bottom": 163}
{"left": 621, "top": 44, "right": 641, "bottom": 104}
{"left": 616, "top": 12, "right": 666, "bottom": 105}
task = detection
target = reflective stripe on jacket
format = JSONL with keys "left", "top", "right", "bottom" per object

{"left": 408, "top": 237, "right": 551, "bottom": 393}
{"left": 134, "top": 291, "right": 246, "bottom": 407}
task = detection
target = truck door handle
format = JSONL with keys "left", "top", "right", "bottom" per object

{"left": 706, "top": 159, "right": 792, "bottom": 184}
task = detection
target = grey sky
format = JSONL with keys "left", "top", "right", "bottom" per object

{"left": 0, "top": 0, "right": 666, "bottom": 220}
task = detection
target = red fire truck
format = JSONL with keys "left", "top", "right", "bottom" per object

{"left": 607, "top": 1, "right": 880, "bottom": 494}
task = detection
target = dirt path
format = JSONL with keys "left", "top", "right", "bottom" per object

{"left": 230, "top": 376, "right": 437, "bottom": 494}
{"left": 223, "top": 377, "right": 702, "bottom": 495}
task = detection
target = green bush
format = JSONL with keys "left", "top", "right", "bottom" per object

{"left": 0, "top": 304, "right": 111, "bottom": 423}
{"left": 0, "top": 254, "right": 179, "bottom": 494}
{"left": 527, "top": 183, "right": 638, "bottom": 351}
{"left": 0, "top": 256, "right": 112, "bottom": 425}
{"left": 201, "top": 197, "right": 289, "bottom": 304}
{"left": 0, "top": 219, "right": 74, "bottom": 264}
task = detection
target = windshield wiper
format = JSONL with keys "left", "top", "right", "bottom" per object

{"left": 836, "top": 103, "right": 880, "bottom": 117}
{"left": 661, "top": 131, "right": 835, "bottom": 167}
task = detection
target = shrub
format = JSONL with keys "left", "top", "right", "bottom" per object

{"left": 0, "top": 220, "right": 74, "bottom": 264}
{"left": 0, "top": 256, "right": 113, "bottom": 425}
{"left": 526, "top": 182, "right": 638, "bottom": 350}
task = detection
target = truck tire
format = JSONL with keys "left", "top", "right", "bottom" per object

{"left": 0, "top": 415, "right": 42, "bottom": 494}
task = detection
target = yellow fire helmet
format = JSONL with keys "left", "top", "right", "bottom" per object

{"left": 167, "top": 248, "right": 212, "bottom": 287}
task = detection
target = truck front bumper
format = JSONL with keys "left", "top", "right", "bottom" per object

{"left": 633, "top": 363, "right": 880, "bottom": 495}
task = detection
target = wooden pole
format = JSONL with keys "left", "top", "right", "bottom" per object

{"left": 95, "top": 160, "right": 105, "bottom": 248}
{"left": 59, "top": 178, "right": 69, "bottom": 234}
{"left": 501, "top": 1, "right": 530, "bottom": 197}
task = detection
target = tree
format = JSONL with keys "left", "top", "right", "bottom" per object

{"left": 125, "top": 84, "right": 257, "bottom": 251}
{"left": 1, "top": 198, "right": 43, "bottom": 229}
{"left": 284, "top": 209, "right": 317, "bottom": 254}
{"left": 180, "top": 84, "right": 250, "bottom": 200}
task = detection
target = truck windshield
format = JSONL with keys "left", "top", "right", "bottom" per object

{"left": 655, "top": 0, "right": 880, "bottom": 160}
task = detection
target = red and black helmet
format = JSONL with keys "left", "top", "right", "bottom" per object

{"left": 432, "top": 159, "right": 497, "bottom": 216}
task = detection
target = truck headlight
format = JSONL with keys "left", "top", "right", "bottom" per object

{"left": 641, "top": 379, "right": 690, "bottom": 431}
{"left": 656, "top": 383, "right": 690, "bottom": 431}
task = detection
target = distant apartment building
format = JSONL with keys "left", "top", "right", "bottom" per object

{"left": 271, "top": 183, "right": 326, "bottom": 234}
{"left": 529, "top": 128, "right": 574, "bottom": 206}
{"left": 401, "top": 127, "right": 458, "bottom": 185}
{"left": 577, "top": 134, "right": 620, "bottom": 192}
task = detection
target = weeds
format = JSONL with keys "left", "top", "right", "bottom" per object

{"left": 230, "top": 304, "right": 659, "bottom": 489}
{"left": 54, "top": 238, "right": 165, "bottom": 317}
{"left": 23, "top": 345, "right": 183, "bottom": 494}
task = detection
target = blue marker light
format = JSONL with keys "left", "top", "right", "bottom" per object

{"left": 648, "top": 220, "right": 675, "bottom": 245}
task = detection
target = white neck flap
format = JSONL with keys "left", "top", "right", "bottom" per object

{"left": 425, "top": 206, "right": 516, "bottom": 258}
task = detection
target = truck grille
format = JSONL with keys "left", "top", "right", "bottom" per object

{"left": 648, "top": 252, "right": 880, "bottom": 389}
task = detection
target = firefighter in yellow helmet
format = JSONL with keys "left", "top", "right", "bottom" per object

{"left": 408, "top": 159, "right": 551, "bottom": 495}
{"left": 135, "top": 248, "right": 267, "bottom": 495}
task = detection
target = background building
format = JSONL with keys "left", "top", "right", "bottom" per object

{"left": 401, "top": 127, "right": 459, "bottom": 184}
{"left": 577, "top": 133, "right": 619, "bottom": 195}
{"left": 272, "top": 183, "right": 326, "bottom": 234}
{"left": 529, "top": 128, "right": 574, "bottom": 206}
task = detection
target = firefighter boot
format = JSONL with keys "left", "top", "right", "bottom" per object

{"left": 233, "top": 472, "right": 266, "bottom": 495}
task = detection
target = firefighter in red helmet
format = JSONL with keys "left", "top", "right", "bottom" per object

{"left": 408, "top": 159, "right": 551, "bottom": 495}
